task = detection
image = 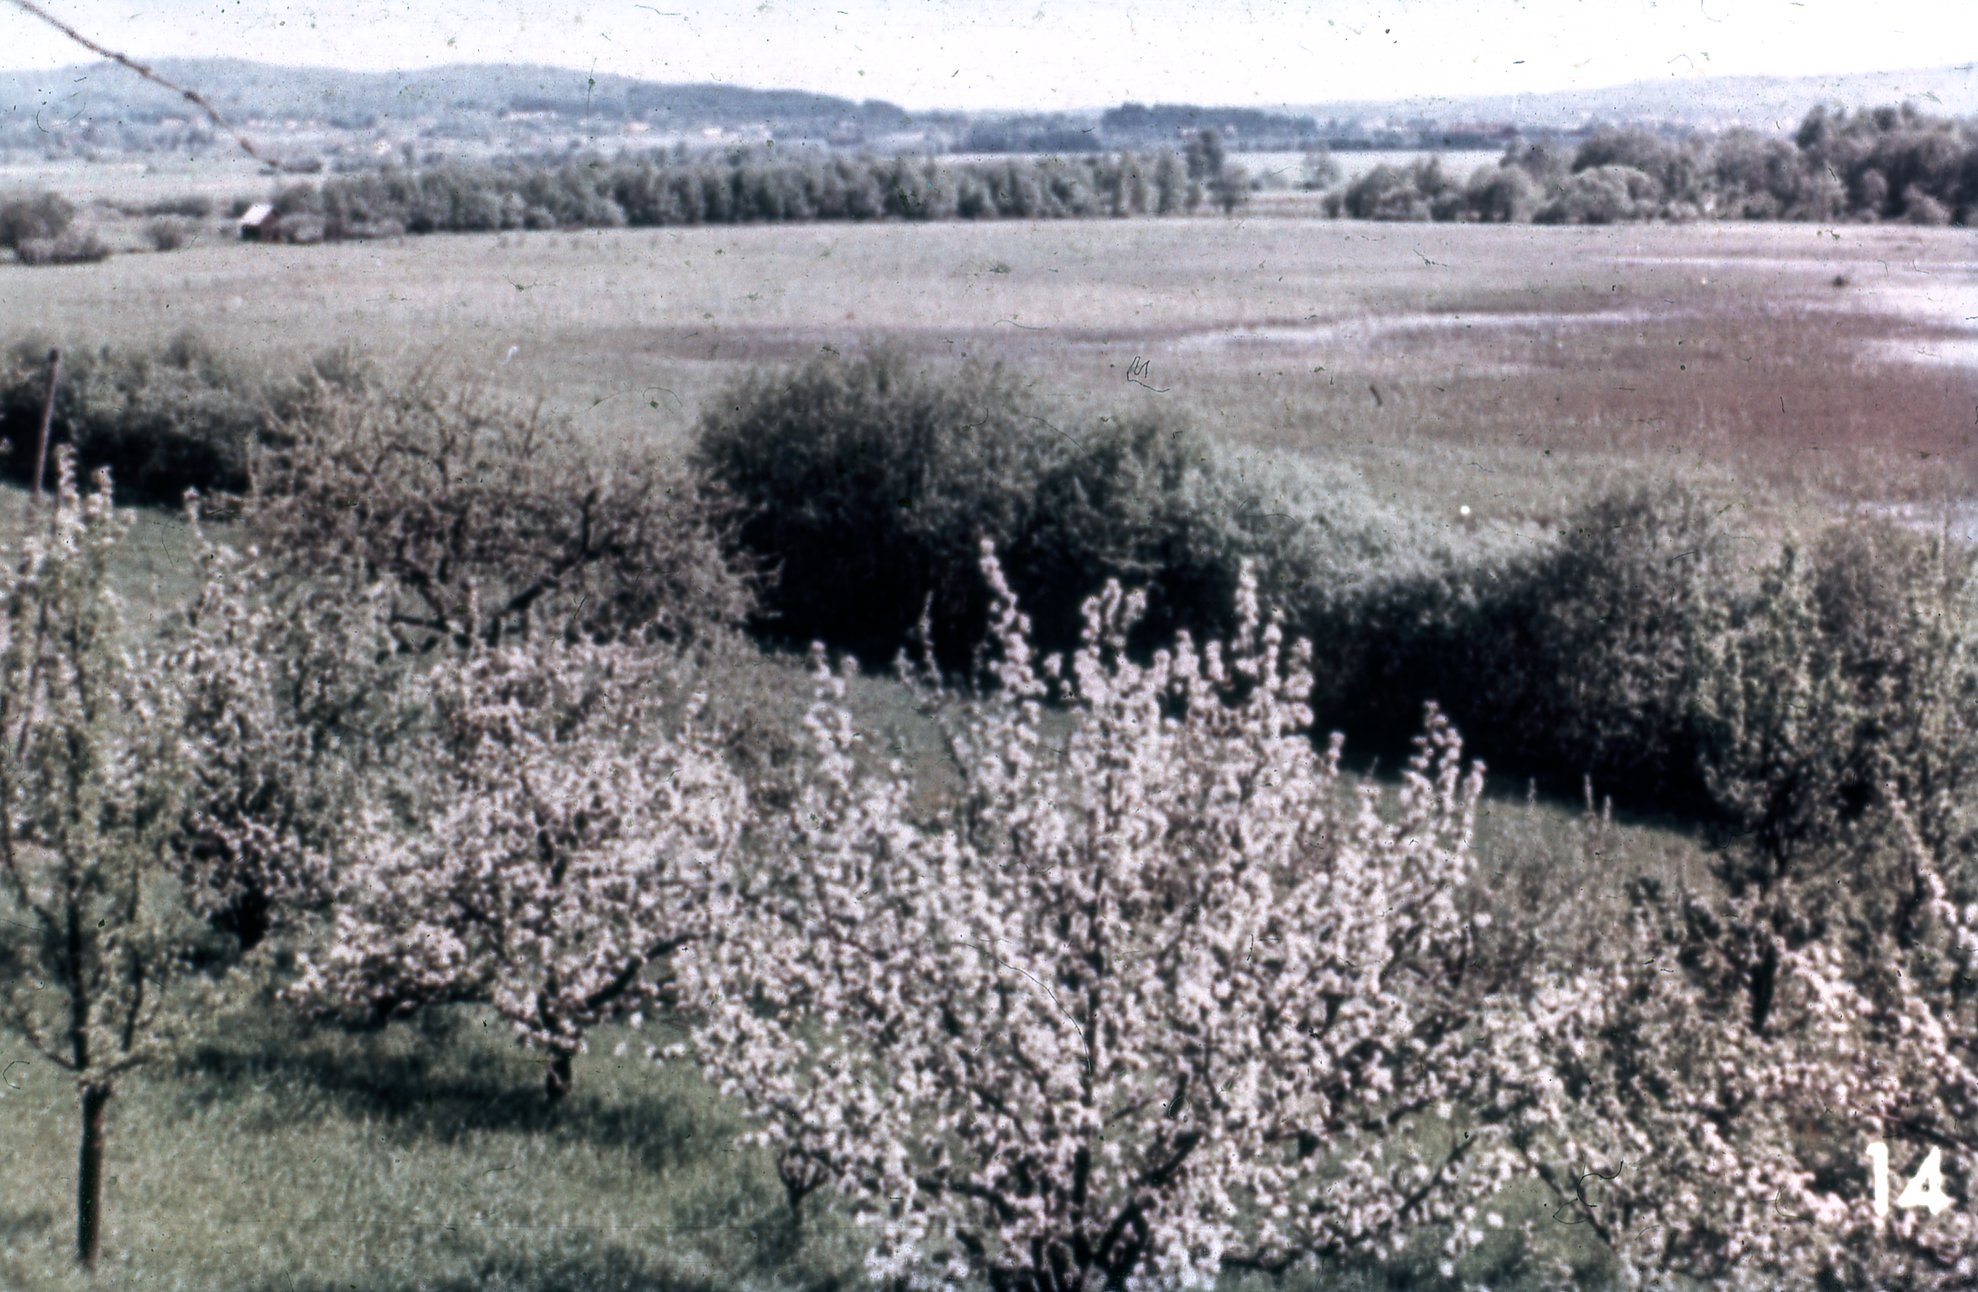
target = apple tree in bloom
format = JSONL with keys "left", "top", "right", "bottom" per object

{"left": 154, "top": 506, "right": 404, "bottom": 954}
{"left": 290, "top": 633, "right": 745, "bottom": 1101}
{"left": 0, "top": 455, "right": 230, "bottom": 1266}
{"left": 684, "top": 544, "right": 1537, "bottom": 1291}
{"left": 1510, "top": 797, "right": 1978, "bottom": 1290}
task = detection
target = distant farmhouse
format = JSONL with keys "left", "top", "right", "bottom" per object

{"left": 237, "top": 203, "right": 278, "bottom": 241}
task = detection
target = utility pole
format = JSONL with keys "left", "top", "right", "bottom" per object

{"left": 31, "top": 346, "right": 60, "bottom": 501}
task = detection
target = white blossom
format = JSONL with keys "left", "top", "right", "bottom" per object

{"left": 686, "top": 545, "right": 1525, "bottom": 1289}
{"left": 290, "top": 632, "right": 744, "bottom": 1100}
{"left": 1503, "top": 796, "right": 1978, "bottom": 1289}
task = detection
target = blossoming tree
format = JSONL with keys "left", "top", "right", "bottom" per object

{"left": 155, "top": 512, "right": 402, "bottom": 954}
{"left": 1514, "top": 798, "right": 1978, "bottom": 1290}
{"left": 0, "top": 456, "right": 218, "bottom": 1266}
{"left": 685, "top": 545, "right": 1535, "bottom": 1290}
{"left": 290, "top": 633, "right": 745, "bottom": 1101}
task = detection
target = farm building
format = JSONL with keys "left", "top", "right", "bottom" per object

{"left": 237, "top": 203, "right": 278, "bottom": 241}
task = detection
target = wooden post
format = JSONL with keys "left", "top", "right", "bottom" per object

{"left": 31, "top": 346, "right": 60, "bottom": 500}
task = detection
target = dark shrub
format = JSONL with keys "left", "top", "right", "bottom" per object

{"left": 0, "top": 191, "right": 75, "bottom": 250}
{"left": 712, "top": 341, "right": 1961, "bottom": 847}
{"left": 1314, "top": 481, "right": 1737, "bottom": 807}
{"left": 145, "top": 217, "right": 194, "bottom": 251}
{"left": 1570, "top": 127, "right": 1693, "bottom": 201}
{"left": 1342, "top": 164, "right": 1429, "bottom": 221}
{"left": 692, "top": 348, "right": 1051, "bottom": 662}
{"left": 0, "top": 332, "right": 270, "bottom": 503}
{"left": 1513, "top": 482, "right": 1735, "bottom": 794}
{"left": 710, "top": 348, "right": 1966, "bottom": 844}
{"left": 1307, "top": 552, "right": 1513, "bottom": 757}
{"left": 1006, "top": 416, "right": 1341, "bottom": 655}
{"left": 1902, "top": 185, "right": 1953, "bottom": 225}
{"left": 142, "top": 194, "right": 215, "bottom": 219}
{"left": 1463, "top": 165, "right": 1540, "bottom": 223}
{"left": 694, "top": 348, "right": 1423, "bottom": 670}
{"left": 12, "top": 230, "right": 110, "bottom": 265}
{"left": 1016, "top": 435, "right": 1428, "bottom": 679}
{"left": 1697, "top": 520, "right": 1978, "bottom": 878}
{"left": 1534, "top": 165, "right": 1661, "bottom": 224}
{"left": 1324, "top": 487, "right": 1978, "bottom": 846}
{"left": 1807, "top": 523, "right": 1978, "bottom": 861}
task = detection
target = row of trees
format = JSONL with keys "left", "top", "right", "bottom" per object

{"left": 7, "top": 364, "right": 1978, "bottom": 1287}
{"left": 262, "top": 137, "right": 1250, "bottom": 242}
{"left": 247, "top": 104, "right": 1973, "bottom": 243}
{"left": 1340, "top": 104, "right": 1978, "bottom": 225}
{"left": 15, "top": 105, "right": 1964, "bottom": 258}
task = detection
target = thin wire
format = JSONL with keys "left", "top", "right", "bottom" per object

{"left": 5, "top": 0, "right": 306, "bottom": 174}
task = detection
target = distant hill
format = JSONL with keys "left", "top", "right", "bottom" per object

{"left": 1297, "top": 64, "right": 1978, "bottom": 130}
{"left": 0, "top": 58, "right": 912, "bottom": 132}
{"left": 0, "top": 57, "right": 1971, "bottom": 157}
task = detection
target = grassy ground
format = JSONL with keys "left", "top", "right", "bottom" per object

{"left": 0, "top": 1004, "right": 1598, "bottom": 1292}
{"left": 0, "top": 479, "right": 206, "bottom": 630}
{"left": 0, "top": 999, "right": 871, "bottom": 1292}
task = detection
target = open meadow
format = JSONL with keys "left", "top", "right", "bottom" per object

{"left": 2, "top": 213, "right": 1972, "bottom": 517}
{"left": 2, "top": 207, "right": 1977, "bottom": 1292}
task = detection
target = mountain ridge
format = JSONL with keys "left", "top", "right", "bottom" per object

{"left": 0, "top": 57, "right": 915, "bottom": 130}
{"left": 1292, "top": 63, "right": 1978, "bottom": 129}
{"left": 1, "top": 56, "right": 1972, "bottom": 136}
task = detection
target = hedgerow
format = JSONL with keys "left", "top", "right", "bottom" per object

{"left": 1331, "top": 106, "right": 1977, "bottom": 226}
{"left": 251, "top": 149, "right": 1219, "bottom": 243}
{"left": 692, "top": 348, "right": 1426, "bottom": 670}
{"left": 702, "top": 351, "right": 1978, "bottom": 839}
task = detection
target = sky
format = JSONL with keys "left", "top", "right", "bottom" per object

{"left": 2, "top": 0, "right": 1974, "bottom": 111}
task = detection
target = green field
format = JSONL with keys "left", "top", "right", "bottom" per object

{"left": 1, "top": 211, "right": 1973, "bottom": 1290}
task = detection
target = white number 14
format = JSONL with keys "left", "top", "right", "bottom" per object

{"left": 1866, "top": 1141, "right": 1954, "bottom": 1217}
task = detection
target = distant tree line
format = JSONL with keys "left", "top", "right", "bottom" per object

{"left": 1098, "top": 101, "right": 1324, "bottom": 151}
{"left": 240, "top": 103, "right": 1972, "bottom": 244}
{"left": 958, "top": 113, "right": 1109, "bottom": 153}
{"left": 1333, "top": 103, "right": 1978, "bottom": 225}
{"left": 259, "top": 145, "right": 1246, "bottom": 241}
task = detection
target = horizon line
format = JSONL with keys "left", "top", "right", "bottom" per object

{"left": 0, "top": 53, "right": 1970, "bottom": 121}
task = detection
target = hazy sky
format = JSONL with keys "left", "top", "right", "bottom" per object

{"left": 3, "top": 0, "right": 1974, "bottom": 110}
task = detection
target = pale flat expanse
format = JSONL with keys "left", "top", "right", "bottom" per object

{"left": 1241, "top": 147, "right": 1505, "bottom": 182}
{"left": 0, "top": 155, "right": 272, "bottom": 208}
{"left": 2, "top": 215, "right": 1973, "bottom": 519}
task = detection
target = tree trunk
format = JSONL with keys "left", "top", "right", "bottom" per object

{"left": 76, "top": 1081, "right": 109, "bottom": 1268}
{"left": 545, "top": 1049, "right": 574, "bottom": 1103}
